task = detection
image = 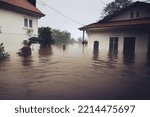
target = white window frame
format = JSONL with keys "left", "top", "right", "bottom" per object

{"left": 24, "top": 18, "right": 33, "bottom": 28}
{"left": 24, "top": 18, "right": 28, "bottom": 27}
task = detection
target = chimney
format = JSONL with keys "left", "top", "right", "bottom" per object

{"left": 27, "top": 0, "right": 36, "bottom": 7}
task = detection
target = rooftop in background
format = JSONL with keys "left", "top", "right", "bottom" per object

{"left": 0, "top": 0, "right": 45, "bottom": 17}
{"left": 100, "top": 1, "right": 150, "bottom": 22}
{"left": 79, "top": 1, "right": 150, "bottom": 30}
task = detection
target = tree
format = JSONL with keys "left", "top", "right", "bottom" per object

{"left": 102, "top": 0, "right": 133, "bottom": 17}
{"left": 0, "top": 43, "right": 9, "bottom": 60}
{"left": 38, "top": 27, "right": 54, "bottom": 47}
{"left": 51, "top": 29, "right": 72, "bottom": 44}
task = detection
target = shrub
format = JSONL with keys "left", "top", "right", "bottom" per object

{"left": 0, "top": 43, "right": 10, "bottom": 60}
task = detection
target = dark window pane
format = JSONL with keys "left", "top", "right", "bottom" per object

{"left": 136, "top": 11, "right": 139, "bottom": 17}
{"left": 24, "top": 18, "right": 28, "bottom": 27}
{"left": 114, "top": 38, "right": 118, "bottom": 43}
{"left": 29, "top": 20, "right": 33, "bottom": 28}
{"left": 130, "top": 12, "right": 134, "bottom": 18}
{"left": 110, "top": 37, "right": 113, "bottom": 43}
{"left": 109, "top": 37, "right": 119, "bottom": 51}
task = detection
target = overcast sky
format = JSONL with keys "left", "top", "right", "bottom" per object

{"left": 37, "top": 0, "right": 147, "bottom": 39}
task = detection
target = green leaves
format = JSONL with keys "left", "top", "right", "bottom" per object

{"left": 102, "top": 0, "right": 133, "bottom": 18}
{"left": 0, "top": 42, "right": 10, "bottom": 60}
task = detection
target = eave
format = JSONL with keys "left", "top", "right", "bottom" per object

{"left": 79, "top": 18, "right": 150, "bottom": 31}
{"left": 0, "top": 1, "right": 45, "bottom": 18}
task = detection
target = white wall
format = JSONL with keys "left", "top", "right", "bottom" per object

{"left": 0, "top": 9, "right": 38, "bottom": 52}
{"left": 86, "top": 29, "right": 149, "bottom": 53}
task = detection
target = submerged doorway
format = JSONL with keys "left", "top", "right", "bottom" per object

{"left": 94, "top": 41, "right": 99, "bottom": 50}
{"left": 123, "top": 37, "right": 136, "bottom": 54}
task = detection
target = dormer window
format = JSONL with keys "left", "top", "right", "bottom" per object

{"left": 136, "top": 11, "right": 140, "bottom": 18}
{"left": 130, "top": 12, "right": 134, "bottom": 18}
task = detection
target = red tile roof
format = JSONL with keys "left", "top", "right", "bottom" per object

{"left": 0, "top": 0, "right": 45, "bottom": 17}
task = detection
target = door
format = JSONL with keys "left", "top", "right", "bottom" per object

{"left": 123, "top": 37, "right": 136, "bottom": 54}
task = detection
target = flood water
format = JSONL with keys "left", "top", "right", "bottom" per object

{"left": 0, "top": 43, "right": 150, "bottom": 100}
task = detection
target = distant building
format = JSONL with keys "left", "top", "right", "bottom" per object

{"left": 0, "top": 0, "right": 44, "bottom": 51}
{"left": 79, "top": 2, "right": 150, "bottom": 56}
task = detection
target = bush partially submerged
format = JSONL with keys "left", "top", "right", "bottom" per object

{"left": 17, "top": 47, "right": 31, "bottom": 57}
{"left": 0, "top": 43, "right": 10, "bottom": 60}
{"left": 17, "top": 40, "right": 32, "bottom": 57}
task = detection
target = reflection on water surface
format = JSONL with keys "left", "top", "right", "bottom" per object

{"left": 0, "top": 44, "right": 150, "bottom": 100}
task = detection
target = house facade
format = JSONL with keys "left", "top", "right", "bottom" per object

{"left": 80, "top": 2, "right": 150, "bottom": 56}
{"left": 0, "top": 0, "right": 44, "bottom": 51}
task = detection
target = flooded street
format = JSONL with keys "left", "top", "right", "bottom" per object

{"left": 0, "top": 43, "right": 150, "bottom": 100}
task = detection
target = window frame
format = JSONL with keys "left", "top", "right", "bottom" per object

{"left": 29, "top": 19, "right": 33, "bottom": 28}
{"left": 130, "top": 11, "right": 134, "bottom": 18}
{"left": 109, "top": 37, "right": 119, "bottom": 51}
{"left": 24, "top": 18, "right": 33, "bottom": 28}
{"left": 136, "top": 11, "right": 140, "bottom": 18}
{"left": 24, "top": 18, "right": 28, "bottom": 27}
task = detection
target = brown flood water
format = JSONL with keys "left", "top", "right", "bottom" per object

{"left": 0, "top": 44, "right": 150, "bottom": 100}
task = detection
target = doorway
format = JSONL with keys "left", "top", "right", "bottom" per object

{"left": 123, "top": 37, "right": 136, "bottom": 54}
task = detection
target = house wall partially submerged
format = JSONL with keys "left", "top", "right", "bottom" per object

{"left": 0, "top": 8, "right": 38, "bottom": 52}
{"left": 80, "top": 2, "right": 150, "bottom": 58}
{"left": 87, "top": 27, "right": 150, "bottom": 54}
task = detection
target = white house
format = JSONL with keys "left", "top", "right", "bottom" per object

{"left": 0, "top": 0, "right": 44, "bottom": 52}
{"left": 80, "top": 2, "right": 150, "bottom": 57}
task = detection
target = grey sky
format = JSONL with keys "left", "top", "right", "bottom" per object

{"left": 37, "top": 0, "right": 146, "bottom": 39}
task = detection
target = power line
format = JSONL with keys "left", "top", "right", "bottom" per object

{"left": 37, "top": 0, "right": 85, "bottom": 25}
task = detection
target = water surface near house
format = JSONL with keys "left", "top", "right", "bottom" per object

{"left": 0, "top": 43, "right": 150, "bottom": 100}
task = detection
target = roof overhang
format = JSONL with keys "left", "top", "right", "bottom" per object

{"left": 0, "top": 1, "right": 45, "bottom": 18}
{"left": 79, "top": 18, "right": 150, "bottom": 31}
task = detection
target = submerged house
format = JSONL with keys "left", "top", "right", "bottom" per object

{"left": 0, "top": 0, "right": 45, "bottom": 50}
{"left": 79, "top": 2, "right": 150, "bottom": 56}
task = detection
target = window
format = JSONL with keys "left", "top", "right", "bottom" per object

{"left": 130, "top": 12, "right": 134, "bottom": 18}
{"left": 24, "top": 18, "right": 33, "bottom": 28}
{"left": 136, "top": 11, "right": 140, "bottom": 18}
{"left": 24, "top": 18, "right": 28, "bottom": 27}
{"left": 29, "top": 20, "right": 33, "bottom": 28}
{"left": 109, "top": 37, "right": 119, "bottom": 50}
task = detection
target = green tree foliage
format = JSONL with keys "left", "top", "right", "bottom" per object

{"left": 102, "top": 0, "right": 133, "bottom": 17}
{"left": 0, "top": 43, "right": 9, "bottom": 60}
{"left": 51, "top": 29, "right": 74, "bottom": 44}
{"left": 38, "top": 27, "right": 76, "bottom": 45}
{"left": 38, "top": 27, "right": 53, "bottom": 47}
